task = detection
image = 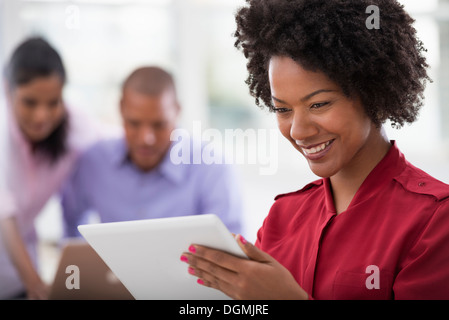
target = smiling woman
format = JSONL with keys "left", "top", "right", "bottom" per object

{"left": 182, "top": 0, "right": 449, "bottom": 300}
{"left": 0, "top": 37, "right": 98, "bottom": 299}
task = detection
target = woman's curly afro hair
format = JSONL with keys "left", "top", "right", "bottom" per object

{"left": 234, "top": 0, "right": 431, "bottom": 128}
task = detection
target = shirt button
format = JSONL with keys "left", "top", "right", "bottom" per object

{"left": 418, "top": 182, "right": 425, "bottom": 187}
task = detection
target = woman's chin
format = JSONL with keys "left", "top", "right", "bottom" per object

{"left": 307, "top": 162, "right": 338, "bottom": 178}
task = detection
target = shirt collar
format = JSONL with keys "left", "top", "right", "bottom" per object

{"left": 354, "top": 140, "right": 405, "bottom": 197}
{"left": 111, "top": 137, "right": 186, "bottom": 185}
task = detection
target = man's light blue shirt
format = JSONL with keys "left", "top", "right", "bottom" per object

{"left": 61, "top": 137, "right": 243, "bottom": 236}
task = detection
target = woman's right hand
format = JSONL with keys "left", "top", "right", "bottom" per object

{"left": 182, "top": 234, "right": 309, "bottom": 300}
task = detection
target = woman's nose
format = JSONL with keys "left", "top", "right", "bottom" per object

{"left": 290, "top": 111, "right": 319, "bottom": 143}
{"left": 32, "top": 105, "right": 52, "bottom": 124}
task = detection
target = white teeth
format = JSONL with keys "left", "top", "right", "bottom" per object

{"left": 302, "top": 140, "right": 331, "bottom": 154}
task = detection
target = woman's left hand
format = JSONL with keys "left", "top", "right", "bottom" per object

{"left": 181, "top": 235, "right": 308, "bottom": 300}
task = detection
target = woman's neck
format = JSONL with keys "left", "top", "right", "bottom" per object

{"left": 329, "top": 127, "right": 391, "bottom": 214}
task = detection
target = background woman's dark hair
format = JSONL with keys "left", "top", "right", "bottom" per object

{"left": 4, "top": 37, "right": 69, "bottom": 163}
{"left": 234, "top": 0, "right": 431, "bottom": 128}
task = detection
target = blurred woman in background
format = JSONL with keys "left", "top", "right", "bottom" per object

{"left": 0, "top": 37, "right": 98, "bottom": 299}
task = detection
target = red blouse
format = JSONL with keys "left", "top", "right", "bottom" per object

{"left": 256, "top": 141, "right": 449, "bottom": 299}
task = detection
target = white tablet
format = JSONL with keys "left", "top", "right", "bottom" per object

{"left": 77, "top": 214, "right": 247, "bottom": 300}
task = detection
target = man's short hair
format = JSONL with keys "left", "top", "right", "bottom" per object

{"left": 122, "top": 66, "right": 176, "bottom": 97}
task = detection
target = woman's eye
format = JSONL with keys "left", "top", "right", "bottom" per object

{"left": 23, "top": 98, "right": 37, "bottom": 108}
{"left": 310, "top": 102, "right": 330, "bottom": 109}
{"left": 273, "top": 107, "right": 291, "bottom": 114}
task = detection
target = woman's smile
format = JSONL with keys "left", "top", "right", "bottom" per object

{"left": 296, "top": 139, "right": 335, "bottom": 161}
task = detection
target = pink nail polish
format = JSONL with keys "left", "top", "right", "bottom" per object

{"left": 188, "top": 267, "right": 195, "bottom": 275}
{"left": 239, "top": 234, "right": 247, "bottom": 245}
{"left": 197, "top": 278, "right": 204, "bottom": 285}
{"left": 188, "top": 245, "right": 196, "bottom": 253}
{"left": 180, "top": 255, "right": 188, "bottom": 263}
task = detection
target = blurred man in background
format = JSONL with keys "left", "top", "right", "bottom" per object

{"left": 62, "top": 66, "right": 243, "bottom": 235}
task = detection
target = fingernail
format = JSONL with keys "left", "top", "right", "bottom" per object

{"left": 188, "top": 267, "right": 195, "bottom": 275}
{"left": 239, "top": 234, "right": 247, "bottom": 245}
{"left": 180, "top": 255, "right": 188, "bottom": 263}
{"left": 188, "top": 245, "right": 196, "bottom": 253}
{"left": 197, "top": 278, "right": 204, "bottom": 285}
